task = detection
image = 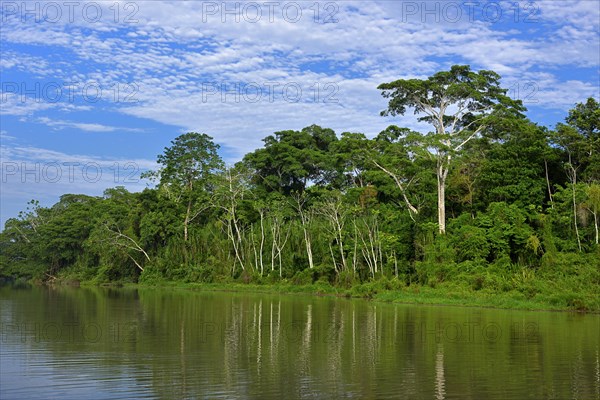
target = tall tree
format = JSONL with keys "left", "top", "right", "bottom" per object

{"left": 243, "top": 125, "right": 339, "bottom": 194}
{"left": 552, "top": 98, "right": 600, "bottom": 250}
{"left": 564, "top": 97, "right": 600, "bottom": 182}
{"left": 475, "top": 120, "right": 548, "bottom": 210}
{"left": 378, "top": 65, "right": 525, "bottom": 233}
{"left": 370, "top": 125, "right": 432, "bottom": 221}
{"left": 213, "top": 164, "right": 253, "bottom": 274}
{"left": 144, "top": 132, "right": 223, "bottom": 241}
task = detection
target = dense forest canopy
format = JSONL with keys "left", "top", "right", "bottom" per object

{"left": 1, "top": 66, "right": 599, "bottom": 309}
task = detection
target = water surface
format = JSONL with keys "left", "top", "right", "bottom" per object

{"left": 1, "top": 285, "right": 598, "bottom": 399}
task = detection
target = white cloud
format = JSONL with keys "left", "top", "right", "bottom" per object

{"left": 0, "top": 1, "right": 598, "bottom": 161}
{"left": 538, "top": 0, "right": 600, "bottom": 29}
{"left": 0, "top": 131, "right": 17, "bottom": 141}
{"left": 36, "top": 117, "right": 142, "bottom": 133}
{"left": 0, "top": 93, "right": 91, "bottom": 116}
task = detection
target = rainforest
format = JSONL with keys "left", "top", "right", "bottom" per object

{"left": 2, "top": 67, "right": 599, "bottom": 312}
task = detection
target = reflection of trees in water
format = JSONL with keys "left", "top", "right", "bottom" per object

{"left": 435, "top": 344, "right": 445, "bottom": 400}
{"left": 2, "top": 286, "right": 600, "bottom": 399}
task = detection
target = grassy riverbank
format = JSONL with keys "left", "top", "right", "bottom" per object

{"left": 11, "top": 248, "right": 600, "bottom": 313}
{"left": 56, "top": 276, "right": 598, "bottom": 313}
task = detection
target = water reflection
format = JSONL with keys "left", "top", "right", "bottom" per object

{"left": 1, "top": 285, "right": 599, "bottom": 399}
{"left": 435, "top": 344, "right": 445, "bottom": 400}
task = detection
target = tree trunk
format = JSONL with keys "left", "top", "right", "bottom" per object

{"left": 304, "top": 230, "right": 314, "bottom": 269}
{"left": 572, "top": 183, "right": 582, "bottom": 252}
{"left": 336, "top": 219, "right": 347, "bottom": 271}
{"left": 328, "top": 242, "right": 338, "bottom": 274}
{"left": 592, "top": 209, "right": 598, "bottom": 245}
{"left": 184, "top": 198, "right": 191, "bottom": 242}
{"left": 568, "top": 163, "right": 582, "bottom": 252}
{"left": 545, "top": 160, "right": 554, "bottom": 208}
{"left": 231, "top": 206, "right": 245, "bottom": 271}
{"left": 228, "top": 218, "right": 245, "bottom": 271}
{"left": 251, "top": 225, "right": 259, "bottom": 271}
{"left": 437, "top": 165, "right": 447, "bottom": 235}
{"left": 259, "top": 210, "right": 265, "bottom": 276}
{"left": 371, "top": 160, "right": 419, "bottom": 220}
{"left": 271, "top": 219, "right": 277, "bottom": 272}
{"left": 299, "top": 210, "right": 314, "bottom": 269}
{"left": 352, "top": 227, "right": 358, "bottom": 275}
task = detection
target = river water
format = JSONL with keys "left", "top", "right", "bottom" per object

{"left": 0, "top": 285, "right": 598, "bottom": 399}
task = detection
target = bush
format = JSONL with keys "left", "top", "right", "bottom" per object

{"left": 185, "top": 265, "right": 217, "bottom": 283}
{"left": 313, "top": 264, "right": 337, "bottom": 284}
{"left": 548, "top": 291, "right": 589, "bottom": 311}
{"left": 415, "top": 260, "right": 458, "bottom": 285}
{"left": 336, "top": 270, "right": 356, "bottom": 289}
{"left": 451, "top": 225, "right": 490, "bottom": 262}
{"left": 239, "top": 270, "right": 263, "bottom": 284}
{"left": 264, "top": 269, "right": 281, "bottom": 284}
{"left": 375, "top": 275, "right": 404, "bottom": 291}
{"left": 138, "top": 264, "right": 167, "bottom": 285}
{"left": 351, "top": 281, "right": 379, "bottom": 298}
{"left": 471, "top": 275, "right": 485, "bottom": 291}
{"left": 291, "top": 269, "right": 313, "bottom": 285}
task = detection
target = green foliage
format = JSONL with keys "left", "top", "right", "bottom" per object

{"left": 378, "top": 65, "right": 525, "bottom": 122}
{"left": 1, "top": 72, "right": 598, "bottom": 311}
{"left": 243, "top": 124, "right": 340, "bottom": 194}
{"left": 149, "top": 132, "right": 223, "bottom": 189}
{"left": 291, "top": 269, "right": 314, "bottom": 285}
{"left": 450, "top": 224, "right": 490, "bottom": 262}
{"left": 476, "top": 122, "right": 548, "bottom": 208}
{"left": 336, "top": 270, "right": 356, "bottom": 289}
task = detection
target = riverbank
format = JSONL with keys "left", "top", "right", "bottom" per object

{"left": 61, "top": 278, "right": 598, "bottom": 313}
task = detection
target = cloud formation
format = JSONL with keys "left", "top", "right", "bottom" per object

{"left": 1, "top": 0, "right": 598, "bottom": 226}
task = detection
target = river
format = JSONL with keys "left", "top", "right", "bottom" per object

{"left": 0, "top": 285, "right": 598, "bottom": 399}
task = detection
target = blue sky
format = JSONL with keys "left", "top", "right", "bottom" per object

{"left": 1, "top": 0, "right": 599, "bottom": 228}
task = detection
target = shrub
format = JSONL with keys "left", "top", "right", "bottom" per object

{"left": 451, "top": 225, "right": 490, "bottom": 262}
{"left": 313, "top": 264, "right": 337, "bottom": 284}
{"left": 351, "top": 281, "right": 378, "bottom": 298}
{"left": 185, "top": 265, "right": 216, "bottom": 283}
{"left": 291, "top": 269, "right": 313, "bottom": 285}
{"left": 415, "top": 260, "right": 458, "bottom": 286}
{"left": 138, "top": 264, "right": 167, "bottom": 285}
{"left": 336, "top": 270, "right": 356, "bottom": 289}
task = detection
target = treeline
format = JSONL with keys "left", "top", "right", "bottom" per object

{"left": 1, "top": 66, "right": 599, "bottom": 308}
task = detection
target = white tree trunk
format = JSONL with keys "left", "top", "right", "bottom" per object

{"left": 593, "top": 211, "right": 598, "bottom": 245}
{"left": 437, "top": 165, "right": 447, "bottom": 235}
{"left": 259, "top": 210, "right": 265, "bottom": 276}
{"left": 568, "top": 162, "right": 582, "bottom": 252}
